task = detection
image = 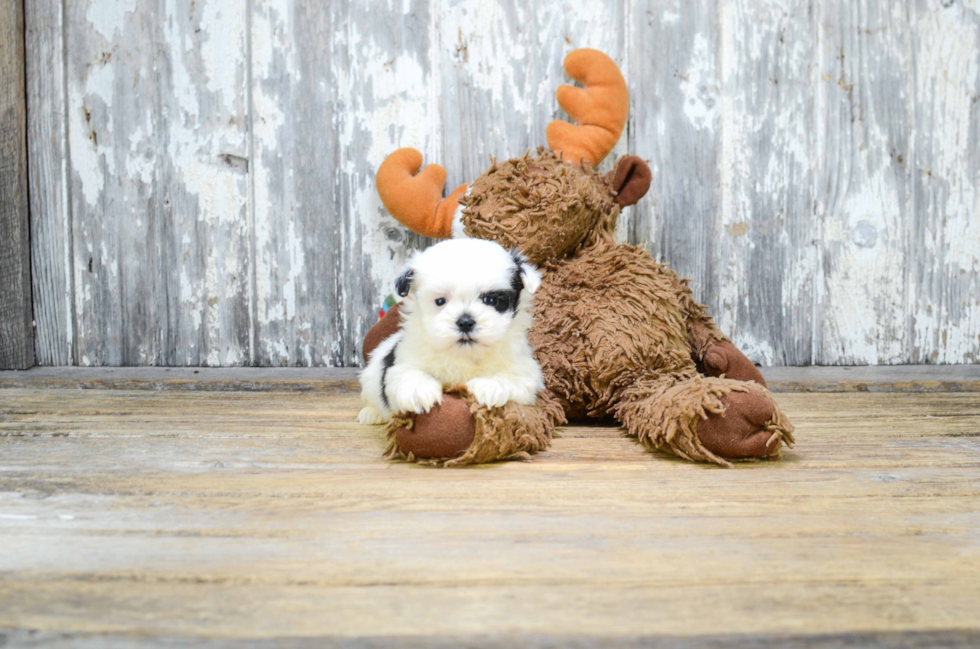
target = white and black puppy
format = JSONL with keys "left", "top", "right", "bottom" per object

{"left": 358, "top": 239, "right": 544, "bottom": 424}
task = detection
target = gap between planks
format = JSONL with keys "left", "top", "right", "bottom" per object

{"left": 0, "top": 365, "right": 978, "bottom": 393}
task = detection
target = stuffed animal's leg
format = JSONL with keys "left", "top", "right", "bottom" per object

{"left": 386, "top": 388, "right": 565, "bottom": 466}
{"left": 613, "top": 374, "right": 794, "bottom": 467}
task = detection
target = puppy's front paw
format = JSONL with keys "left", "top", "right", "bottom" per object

{"left": 466, "top": 377, "right": 513, "bottom": 409}
{"left": 357, "top": 405, "right": 390, "bottom": 425}
{"left": 393, "top": 376, "right": 444, "bottom": 414}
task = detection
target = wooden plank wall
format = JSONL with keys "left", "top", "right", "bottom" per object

{"left": 0, "top": 0, "right": 34, "bottom": 370}
{"left": 22, "top": 0, "right": 980, "bottom": 367}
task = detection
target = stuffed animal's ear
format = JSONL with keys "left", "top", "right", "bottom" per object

{"left": 394, "top": 268, "right": 415, "bottom": 297}
{"left": 607, "top": 155, "right": 652, "bottom": 207}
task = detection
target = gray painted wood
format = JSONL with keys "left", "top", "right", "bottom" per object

{"left": 23, "top": 0, "right": 980, "bottom": 366}
{"left": 0, "top": 0, "right": 34, "bottom": 370}
{"left": 715, "top": 0, "right": 815, "bottom": 366}
{"left": 249, "top": 0, "right": 434, "bottom": 366}
{"left": 813, "top": 0, "right": 912, "bottom": 365}
{"left": 628, "top": 0, "right": 721, "bottom": 324}
{"left": 26, "top": 0, "right": 72, "bottom": 366}
{"left": 909, "top": 0, "right": 980, "bottom": 364}
{"left": 63, "top": 0, "right": 252, "bottom": 366}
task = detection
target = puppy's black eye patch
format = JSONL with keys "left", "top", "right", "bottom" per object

{"left": 395, "top": 269, "right": 414, "bottom": 297}
{"left": 481, "top": 290, "right": 517, "bottom": 314}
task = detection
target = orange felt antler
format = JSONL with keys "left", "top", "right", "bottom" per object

{"left": 376, "top": 148, "right": 468, "bottom": 239}
{"left": 546, "top": 49, "right": 629, "bottom": 167}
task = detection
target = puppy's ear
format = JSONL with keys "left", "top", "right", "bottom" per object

{"left": 394, "top": 268, "right": 414, "bottom": 297}
{"left": 510, "top": 249, "right": 542, "bottom": 294}
{"left": 521, "top": 264, "right": 542, "bottom": 294}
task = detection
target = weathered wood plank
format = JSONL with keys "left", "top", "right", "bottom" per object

{"left": 21, "top": 1, "right": 980, "bottom": 368}
{"left": 908, "top": 0, "right": 980, "bottom": 364}
{"left": 249, "top": 0, "right": 434, "bottom": 367}
{"left": 0, "top": 0, "right": 34, "bottom": 370}
{"left": 715, "top": 0, "right": 815, "bottom": 365}
{"left": 25, "top": 0, "right": 72, "bottom": 366}
{"left": 627, "top": 0, "right": 720, "bottom": 305}
{"left": 65, "top": 0, "right": 251, "bottom": 366}
{"left": 813, "top": 0, "right": 913, "bottom": 365}
{"left": 0, "top": 389, "right": 979, "bottom": 640}
{"left": 2, "top": 630, "right": 980, "bottom": 649}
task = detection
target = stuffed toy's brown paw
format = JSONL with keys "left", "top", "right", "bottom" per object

{"left": 697, "top": 387, "right": 792, "bottom": 460}
{"left": 703, "top": 341, "right": 767, "bottom": 387}
{"left": 393, "top": 394, "right": 476, "bottom": 459}
{"left": 386, "top": 388, "right": 562, "bottom": 466}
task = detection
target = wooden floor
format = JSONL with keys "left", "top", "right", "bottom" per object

{"left": 1, "top": 371, "right": 979, "bottom": 647}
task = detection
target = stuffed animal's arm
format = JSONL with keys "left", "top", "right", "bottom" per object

{"left": 673, "top": 279, "right": 729, "bottom": 362}
{"left": 673, "top": 276, "right": 766, "bottom": 386}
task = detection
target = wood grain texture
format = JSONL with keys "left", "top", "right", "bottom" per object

{"left": 628, "top": 0, "right": 720, "bottom": 311}
{"left": 24, "top": 0, "right": 980, "bottom": 366}
{"left": 4, "top": 630, "right": 980, "bottom": 649}
{"left": 908, "top": 0, "right": 980, "bottom": 364}
{"left": 1, "top": 388, "right": 979, "bottom": 641}
{"left": 249, "top": 0, "right": 435, "bottom": 367}
{"left": 813, "top": 0, "right": 912, "bottom": 365}
{"left": 0, "top": 0, "right": 34, "bottom": 370}
{"left": 716, "top": 0, "right": 815, "bottom": 366}
{"left": 25, "top": 0, "right": 72, "bottom": 366}
{"left": 63, "top": 0, "right": 251, "bottom": 366}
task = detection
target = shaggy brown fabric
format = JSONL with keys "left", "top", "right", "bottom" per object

{"left": 520, "top": 232, "right": 795, "bottom": 467}
{"left": 607, "top": 155, "right": 652, "bottom": 207}
{"left": 615, "top": 375, "right": 794, "bottom": 467}
{"left": 362, "top": 302, "right": 403, "bottom": 363}
{"left": 385, "top": 386, "right": 564, "bottom": 467}
{"left": 529, "top": 239, "right": 702, "bottom": 418}
{"left": 368, "top": 49, "right": 796, "bottom": 467}
{"left": 702, "top": 341, "right": 767, "bottom": 387}
{"left": 368, "top": 145, "right": 795, "bottom": 467}
{"left": 460, "top": 148, "right": 620, "bottom": 266}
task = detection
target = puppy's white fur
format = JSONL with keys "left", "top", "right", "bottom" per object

{"left": 358, "top": 239, "right": 544, "bottom": 424}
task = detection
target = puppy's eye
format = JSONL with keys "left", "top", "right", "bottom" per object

{"left": 482, "top": 295, "right": 497, "bottom": 307}
{"left": 434, "top": 297, "right": 447, "bottom": 307}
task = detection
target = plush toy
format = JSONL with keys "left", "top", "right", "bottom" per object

{"left": 363, "top": 49, "right": 794, "bottom": 467}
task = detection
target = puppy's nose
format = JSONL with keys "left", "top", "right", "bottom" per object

{"left": 456, "top": 314, "right": 476, "bottom": 333}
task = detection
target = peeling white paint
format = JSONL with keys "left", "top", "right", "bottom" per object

{"left": 911, "top": 3, "right": 980, "bottom": 364}
{"left": 87, "top": 0, "right": 137, "bottom": 41}
{"left": 31, "top": 0, "right": 980, "bottom": 367}
{"left": 681, "top": 33, "right": 718, "bottom": 130}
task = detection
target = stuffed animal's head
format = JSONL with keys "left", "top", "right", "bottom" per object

{"left": 376, "top": 49, "right": 651, "bottom": 266}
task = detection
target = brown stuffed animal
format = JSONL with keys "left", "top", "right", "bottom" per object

{"left": 364, "top": 49, "right": 794, "bottom": 467}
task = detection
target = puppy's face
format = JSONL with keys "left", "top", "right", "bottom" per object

{"left": 396, "top": 239, "right": 541, "bottom": 353}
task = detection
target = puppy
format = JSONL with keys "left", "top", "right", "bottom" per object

{"left": 358, "top": 239, "right": 544, "bottom": 424}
